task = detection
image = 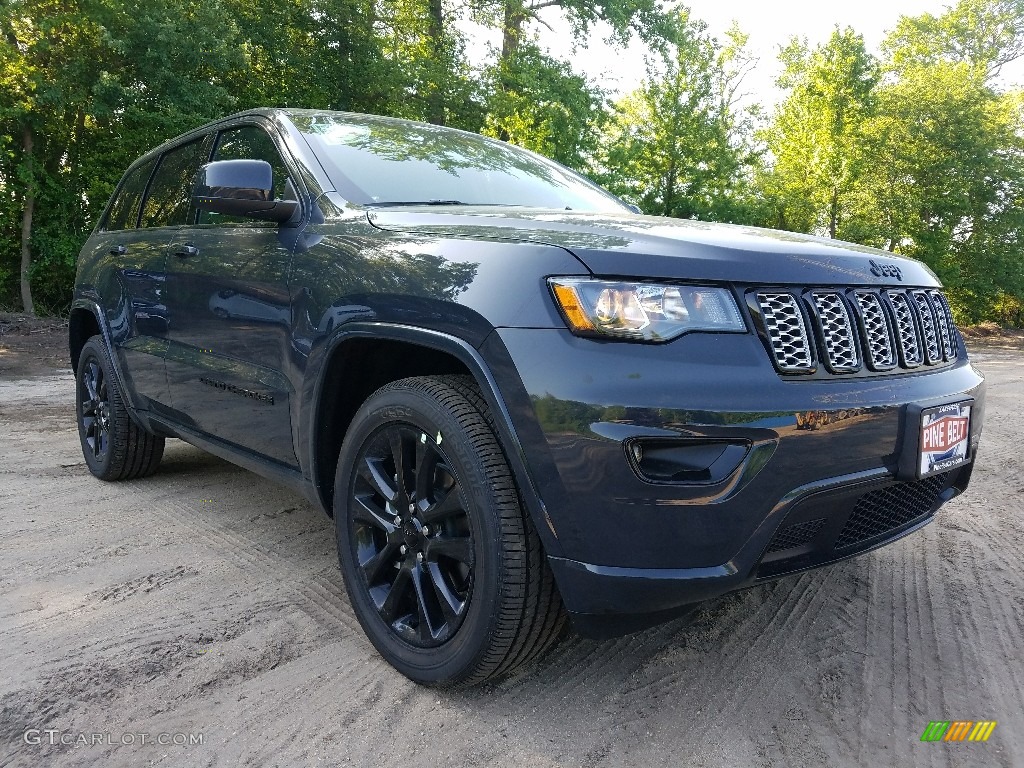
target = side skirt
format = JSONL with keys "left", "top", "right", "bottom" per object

{"left": 147, "top": 414, "right": 323, "bottom": 511}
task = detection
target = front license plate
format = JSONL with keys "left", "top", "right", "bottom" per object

{"left": 919, "top": 402, "right": 971, "bottom": 477}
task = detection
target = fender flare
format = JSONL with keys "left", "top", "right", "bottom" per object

{"left": 70, "top": 298, "right": 147, "bottom": 426}
{"left": 306, "top": 322, "right": 563, "bottom": 558}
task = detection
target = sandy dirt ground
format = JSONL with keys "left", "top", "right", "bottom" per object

{"left": 1, "top": 317, "right": 1022, "bottom": 768}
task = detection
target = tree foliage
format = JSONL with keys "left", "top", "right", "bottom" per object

{"left": 482, "top": 43, "right": 606, "bottom": 168}
{"left": 759, "top": 28, "right": 878, "bottom": 238}
{"left": 596, "top": 12, "right": 762, "bottom": 221}
{"left": 1, "top": 0, "right": 1022, "bottom": 325}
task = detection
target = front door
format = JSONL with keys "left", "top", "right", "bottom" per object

{"left": 163, "top": 123, "right": 300, "bottom": 467}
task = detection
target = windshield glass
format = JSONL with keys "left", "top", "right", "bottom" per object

{"left": 289, "top": 113, "right": 629, "bottom": 213}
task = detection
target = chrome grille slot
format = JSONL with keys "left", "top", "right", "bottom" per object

{"left": 854, "top": 292, "right": 896, "bottom": 370}
{"left": 757, "top": 293, "right": 813, "bottom": 372}
{"left": 754, "top": 286, "right": 958, "bottom": 376}
{"left": 929, "top": 290, "right": 957, "bottom": 360}
{"left": 887, "top": 291, "right": 923, "bottom": 366}
{"left": 811, "top": 292, "right": 859, "bottom": 372}
{"left": 912, "top": 290, "right": 942, "bottom": 364}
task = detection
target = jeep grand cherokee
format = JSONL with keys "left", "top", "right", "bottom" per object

{"left": 70, "top": 109, "right": 985, "bottom": 686}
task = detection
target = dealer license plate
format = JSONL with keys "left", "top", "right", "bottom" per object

{"left": 919, "top": 402, "right": 971, "bottom": 478}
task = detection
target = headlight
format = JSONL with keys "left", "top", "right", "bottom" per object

{"left": 549, "top": 278, "right": 745, "bottom": 341}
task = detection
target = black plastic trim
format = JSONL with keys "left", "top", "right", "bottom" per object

{"left": 308, "top": 322, "right": 561, "bottom": 557}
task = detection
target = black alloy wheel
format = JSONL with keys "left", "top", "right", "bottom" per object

{"left": 75, "top": 336, "right": 165, "bottom": 481}
{"left": 351, "top": 423, "right": 475, "bottom": 647}
{"left": 334, "top": 376, "right": 566, "bottom": 686}
{"left": 79, "top": 356, "right": 111, "bottom": 462}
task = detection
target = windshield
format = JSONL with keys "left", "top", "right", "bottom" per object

{"left": 289, "top": 113, "right": 630, "bottom": 213}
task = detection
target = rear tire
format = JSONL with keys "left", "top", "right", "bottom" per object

{"left": 76, "top": 336, "right": 164, "bottom": 480}
{"left": 333, "top": 375, "right": 564, "bottom": 686}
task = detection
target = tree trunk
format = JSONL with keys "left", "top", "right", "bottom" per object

{"left": 495, "top": 2, "right": 529, "bottom": 141}
{"left": 20, "top": 126, "right": 35, "bottom": 317}
{"left": 663, "top": 162, "right": 677, "bottom": 217}
{"left": 426, "top": 0, "right": 446, "bottom": 125}
{"left": 828, "top": 188, "right": 839, "bottom": 239}
{"left": 501, "top": 2, "right": 527, "bottom": 64}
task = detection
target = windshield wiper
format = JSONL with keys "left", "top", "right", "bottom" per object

{"left": 366, "top": 199, "right": 468, "bottom": 207}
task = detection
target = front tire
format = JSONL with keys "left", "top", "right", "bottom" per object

{"left": 334, "top": 376, "right": 564, "bottom": 686}
{"left": 76, "top": 336, "right": 165, "bottom": 480}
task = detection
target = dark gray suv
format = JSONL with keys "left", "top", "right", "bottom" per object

{"left": 71, "top": 109, "right": 985, "bottom": 685}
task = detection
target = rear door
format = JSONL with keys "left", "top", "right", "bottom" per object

{"left": 163, "top": 121, "right": 300, "bottom": 467}
{"left": 85, "top": 156, "right": 174, "bottom": 410}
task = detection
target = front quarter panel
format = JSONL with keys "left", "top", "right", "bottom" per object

{"left": 288, "top": 204, "right": 589, "bottom": 357}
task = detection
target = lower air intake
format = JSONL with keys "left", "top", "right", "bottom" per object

{"left": 835, "top": 473, "right": 951, "bottom": 549}
{"left": 766, "top": 517, "right": 827, "bottom": 553}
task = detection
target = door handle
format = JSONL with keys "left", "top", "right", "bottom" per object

{"left": 174, "top": 244, "right": 199, "bottom": 258}
{"left": 109, "top": 244, "right": 127, "bottom": 256}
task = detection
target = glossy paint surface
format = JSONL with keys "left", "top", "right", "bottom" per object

{"left": 73, "top": 108, "right": 986, "bottom": 622}
{"left": 493, "top": 327, "right": 984, "bottom": 570}
{"left": 366, "top": 208, "right": 941, "bottom": 286}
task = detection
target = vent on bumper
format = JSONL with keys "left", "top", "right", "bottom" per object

{"left": 759, "top": 471, "right": 956, "bottom": 579}
{"left": 765, "top": 517, "right": 827, "bottom": 553}
{"left": 834, "top": 472, "right": 951, "bottom": 549}
{"left": 753, "top": 288, "right": 958, "bottom": 376}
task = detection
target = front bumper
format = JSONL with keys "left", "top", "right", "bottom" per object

{"left": 484, "top": 328, "right": 985, "bottom": 629}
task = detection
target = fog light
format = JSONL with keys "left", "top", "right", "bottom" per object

{"left": 627, "top": 439, "right": 749, "bottom": 484}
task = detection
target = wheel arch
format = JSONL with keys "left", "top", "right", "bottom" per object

{"left": 307, "top": 323, "right": 562, "bottom": 557}
{"left": 68, "top": 299, "right": 144, "bottom": 423}
{"left": 69, "top": 303, "right": 103, "bottom": 374}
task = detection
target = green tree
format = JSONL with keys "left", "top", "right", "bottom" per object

{"left": 373, "top": 0, "right": 484, "bottom": 128}
{"left": 885, "top": 0, "right": 1024, "bottom": 79}
{"left": 472, "top": 0, "right": 670, "bottom": 64}
{"left": 759, "top": 28, "right": 878, "bottom": 238}
{"left": 596, "top": 12, "right": 761, "bottom": 221}
{"left": 855, "top": 0, "right": 1024, "bottom": 322}
{"left": 482, "top": 44, "right": 606, "bottom": 168}
{"left": 0, "top": 0, "right": 245, "bottom": 314}
{"left": 471, "top": 0, "right": 672, "bottom": 156}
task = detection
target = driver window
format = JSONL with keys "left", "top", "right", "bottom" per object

{"left": 200, "top": 125, "right": 294, "bottom": 225}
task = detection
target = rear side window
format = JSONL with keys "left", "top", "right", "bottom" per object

{"left": 105, "top": 159, "right": 155, "bottom": 231}
{"left": 140, "top": 139, "right": 210, "bottom": 228}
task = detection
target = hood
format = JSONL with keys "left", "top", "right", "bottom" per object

{"left": 366, "top": 208, "right": 940, "bottom": 287}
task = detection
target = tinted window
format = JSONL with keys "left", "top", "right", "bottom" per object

{"left": 141, "top": 139, "right": 209, "bottom": 228}
{"left": 105, "top": 159, "right": 155, "bottom": 231}
{"left": 199, "top": 125, "right": 293, "bottom": 225}
{"left": 291, "top": 114, "right": 628, "bottom": 213}
{"left": 214, "top": 125, "right": 290, "bottom": 199}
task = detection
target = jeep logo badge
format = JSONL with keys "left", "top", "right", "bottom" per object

{"left": 869, "top": 259, "right": 903, "bottom": 281}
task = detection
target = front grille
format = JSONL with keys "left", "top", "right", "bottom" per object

{"left": 766, "top": 517, "right": 827, "bottom": 553}
{"left": 888, "top": 291, "right": 922, "bottom": 366}
{"left": 753, "top": 287, "right": 958, "bottom": 376}
{"left": 835, "top": 473, "right": 950, "bottom": 549}
{"left": 912, "top": 290, "right": 942, "bottom": 364}
{"left": 929, "top": 290, "right": 958, "bottom": 360}
{"left": 757, "top": 293, "right": 813, "bottom": 371}
{"left": 812, "top": 293, "right": 858, "bottom": 371}
{"left": 854, "top": 291, "right": 896, "bottom": 369}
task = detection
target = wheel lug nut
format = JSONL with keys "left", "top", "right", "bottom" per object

{"left": 400, "top": 545, "right": 407, "bottom": 555}
{"left": 408, "top": 503, "right": 415, "bottom": 514}
{"left": 416, "top": 552, "right": 423, "bottom": 563}
{"left": 421, "top": 525, "right": 430, "bottom": 536}
{"left": 394, "top": 516, "right": 402, "bottom": 526}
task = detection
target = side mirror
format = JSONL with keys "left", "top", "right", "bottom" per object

{"left": 626, "top": 203, "right": 643, "bottom": 215}
{"left": 193, "top": 159, "right": 299, "bottom": 223}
